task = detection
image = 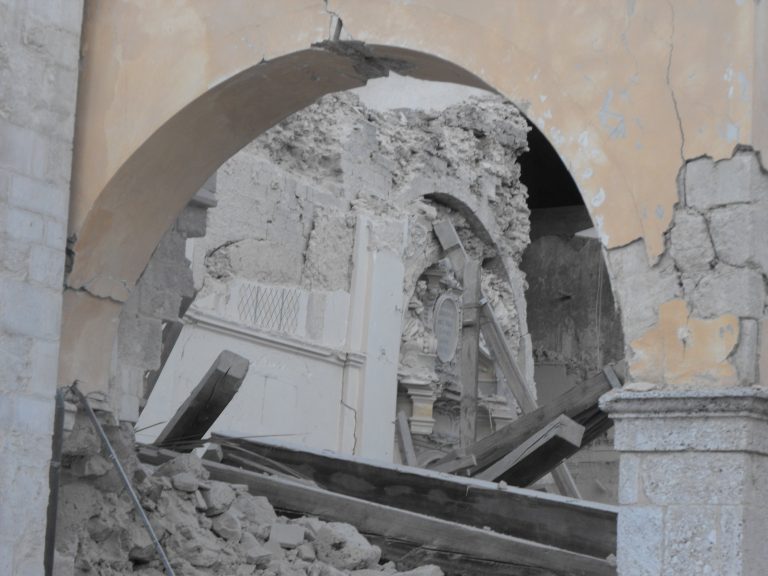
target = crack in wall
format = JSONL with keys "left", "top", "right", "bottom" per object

{"left": 665, "top": 0, "right": 686, "bottom": 164}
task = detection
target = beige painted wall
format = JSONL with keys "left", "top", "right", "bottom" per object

{"left": 62, "top": 0, "right": 764, "bottom": 396}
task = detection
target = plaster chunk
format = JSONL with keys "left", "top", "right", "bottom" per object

{"left": 630, "top": 299, "right": 738, "bottom": 387}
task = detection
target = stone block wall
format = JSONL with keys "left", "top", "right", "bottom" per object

{"left": 603, "top": 389, "right": 768, "bottom": 575}
{"left": 606, "top": 149, "right": 768, "bottom": 389}
{"left": 0, "top": 0, "right": 83, "bottom": 572}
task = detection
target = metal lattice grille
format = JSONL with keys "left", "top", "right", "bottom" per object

{"left": 237, "top": 284, "right": 301, "bottom": 334}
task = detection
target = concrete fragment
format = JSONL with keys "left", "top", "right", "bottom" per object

{"left": 212, "top": 510, "right": 242, "bottom": 541}
{"left": 201, "top": 481, "right": 236, "bottom": 516}
{"left": 315, "top": 522, "right": 382, "bottom": 570}
{"left": 269, "top": 523, "right": 306, "bottom": 549}
{"left": 171, "top": 471, "right": 199, "bottom": 492}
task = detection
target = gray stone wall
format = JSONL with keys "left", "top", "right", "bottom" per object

{"left": 602, "top": 389, "right": 768, "bottom": 575}
{"left": 606, "top": 149, "right": 768, "bottom": 387}
{"left": 0, "top": 0, "right": 83, "bottom": 572}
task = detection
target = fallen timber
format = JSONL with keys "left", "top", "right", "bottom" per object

{"left": 209, "top": 433, "right": 617, "bottom": 560}
{"left": 430, "top": 366, "right": 619, "bottom": 480}
{"left": 138, "top": 445, "right": 616, "bottom": 576}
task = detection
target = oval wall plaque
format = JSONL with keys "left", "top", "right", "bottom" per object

{"left": 434, "top": 295, "right": 460, "bottom": 363}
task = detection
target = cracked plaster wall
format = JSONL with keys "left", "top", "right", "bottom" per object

{"left": 608, "top": 150, "right": 768, "bottom": 389}
{"left": 62, "top": 0, "right": 765, "bottom": 397}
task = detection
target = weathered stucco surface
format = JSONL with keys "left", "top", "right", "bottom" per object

{"left": 60, "top": 0, "right": 766, "bottom": 396}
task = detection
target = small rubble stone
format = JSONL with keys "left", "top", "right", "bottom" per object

{"left": 71, "top": 453, "right": 112, "bottom": 477}
{"left": 239, "top": 532, "right": 273, "bottom": 566}
{"left": 172, "top": 471, "right": 199, "bottom": 492}
{"left": 297, "top": 542, "right": 316, "bottom": 561}
{"left": 398, "top": 566, "right": 444, "bottom": 576}
{"left": 154, "top": 453, "right": 210, "bottom": 480}
{"left": 232, "top": 493, "right": 278, "bottom": 525}
{"left": 293, "top": 516, "right": 324, "bottom": 541}
{"left": 315, "top": 522, "right": 382, "bottom": 570}
{"left": 202, "top": 481, "right": 236, "bottom": 516}
{"left": 269, "top": 523, "right": 306, "bottom": 549}
{"left": 212, "top": 510, "right": 242, "bottom": 541}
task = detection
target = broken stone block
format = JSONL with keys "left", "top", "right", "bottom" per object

{"left": 212, "top": 510, "right": 242, "bottom": 541}
{"left": 231, "top": 493, "right": 278, "bottom": 526}
{"left": 171, "top": 471, "right": 199, "bottom": 492}
{"left": 297, "top": 542, "right": 316, "bottom": 562}
{"left": 154, "top": 453, "right": 210, "bottom": 481}
{"left": 269, "top": 523, "right": 306, "bottom": 549}
{"left": 193, "top": 490, "right": 208, "bottom": 511}
{"left": 127, "top": 523, "right": 155, "bottom": 564}
{"left": 71, "top": 453, "right": 112, "bottom": 477}
{"left": 315, "top": 522, "right": 382, "bottom": 570}
{"left": 201, "top": 480, "right": 236, "bottom": 516}
{"left": 293, "top": 515, "right": 324, "bottom": 541}
{"left": 239, "top": 532, "right": 272, "bottom": 567}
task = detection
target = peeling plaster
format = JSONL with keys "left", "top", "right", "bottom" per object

{"left": 630, "top": 299, "right": 739, "bottom": 387}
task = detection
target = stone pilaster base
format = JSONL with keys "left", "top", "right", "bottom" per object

{"left": 600, "top": 388, "right": 768, "bottom": 576}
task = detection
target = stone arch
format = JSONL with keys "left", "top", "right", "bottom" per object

{"left": 63, "top": 5, "right": 657, "bottom": 399}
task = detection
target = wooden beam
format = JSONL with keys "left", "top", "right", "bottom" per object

{"left": 397, "top": 410, "right": 418, "bottom": 467}
{"left": 209, "top": 434, "right": 617, "bottom": 559}
{"left": 430, "top": 368, "right": 614, "bottom": 477}
{"left": 138, "top": 445, "right": 616, "bottom": 576}
{"left": 459, "top": 259, "right": 481, "bottom": 452}
{"left": 479, "top": 301, "right": 536, "bottom": 412}
{"left": 153, "top": 350, "right": 249, "bottom": 451}
{"left": 433, "top": 218, "right": 580, "bottom": 497}
{"left": 475, "top": 415, "right": 584, "bottom": 484}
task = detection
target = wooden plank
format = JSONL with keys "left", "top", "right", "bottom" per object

{"left": 475, "top": 415, "right": 584, "bottom": 484}
{"left": 138, "top": 445, "right": 615, "bottom": 576}
{"left": 153, "top": 350, "right": 249, "bottom": 451}
{"left": 479, "top": 300, "right": 581, "bottom": 497}
{"left": 459, "top": 259, "right": 481, "bottom": 451}
{"left": 397, "top": 410, "right": 418, "bottom": 467}
{"left": 208, "top": 434, "right": 617, "bottom": 559}
{"left": 479, "top": 300, "right": 537, "bottom": 412}
{"left": 430, "top": 368, "right": 614, "bottom": 477}
{"left": 433, "top": 218, "right": 579, "bottom": 497}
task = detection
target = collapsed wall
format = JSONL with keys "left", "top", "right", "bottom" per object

{"left": 129, "top": 90, "right": 533, "bottom": 462}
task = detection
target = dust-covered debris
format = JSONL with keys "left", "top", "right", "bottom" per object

{"left": 55, "top": 426, "right": 444, "bottom": 576}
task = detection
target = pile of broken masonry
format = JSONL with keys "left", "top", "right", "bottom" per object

{"left": 55, "top": 419, "right": 441, "bottom": 576}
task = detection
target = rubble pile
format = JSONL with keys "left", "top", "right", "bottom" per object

{"left": 55, "top": 422, "right": 442, "bottom": 576}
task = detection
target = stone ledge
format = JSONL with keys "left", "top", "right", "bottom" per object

{"left": 600, "top": 387, "right": 768, "bottom": 454}
{"left": 600, "top": 387, "right": 768, "bottom": 419}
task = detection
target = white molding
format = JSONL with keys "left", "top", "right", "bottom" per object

{"left": 185, "top": 307, "right": 365, "bottom": 368}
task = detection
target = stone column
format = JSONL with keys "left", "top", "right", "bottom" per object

{"left": 601, "top": 388, "right": 768, "bottom": 576}
{"left": 0, "top": 1, "right": 84, "bottom": 574}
